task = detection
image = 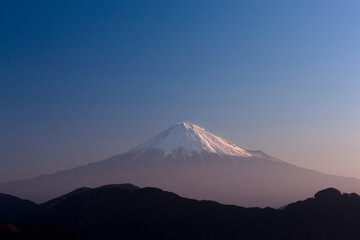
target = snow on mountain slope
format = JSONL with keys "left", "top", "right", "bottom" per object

{"left": 130, "top": 122, "right": 252, "bottom": 158}
{"left": 4, "top": 121, "right": 359, "bottom": 208}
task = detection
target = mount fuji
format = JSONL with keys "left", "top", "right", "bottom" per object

{"left": 1, "top": 122, "right": 360, "bottom": 207}
{"left": 124, "top": 122, "right": 279, "bottom": 164}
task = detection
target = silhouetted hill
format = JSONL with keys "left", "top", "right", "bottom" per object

{"left": 42, "top": 186, "right": 281, "bottom": 239}
{"left": 42, "top": 184, "right": 139, "bottom": 210}
{"left": 42, "top": 187, "right": 91, "bottom": 210}
{"left": 0, "top": 193, "right": 40, "bottom": 222}
{"left": 282, "top": 187, "right": 360, "bottom": 239}
{"left": 2, "top": 185, "right": 360, "bottom": 239}
{"left": 97, "top": 183, "right": 140, "bottom": 190}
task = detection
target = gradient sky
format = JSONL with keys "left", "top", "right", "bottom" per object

{"left": 1, "top": 0, "right": 360, "bottom": 182}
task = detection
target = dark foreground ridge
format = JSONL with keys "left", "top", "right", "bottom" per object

{"left": 1, "top": 185, "right": 360, "bottom": 240}
{"left": 0, "top": 222, "right": 89, "bottom": 240}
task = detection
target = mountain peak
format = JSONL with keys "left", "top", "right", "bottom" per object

{"left": 176, "top": 121, "right": 200, "bottom": 129}
{"left": 170, "top": 121, "right": 202, "bottom": 132}
{"left": 314, "top": 188, "right": 341, "bottom": 200}
{"left": 131, "top": 122, "right": 252, "bottom": 158}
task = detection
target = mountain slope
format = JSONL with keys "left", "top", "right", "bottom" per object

{"left": 42, "top": 184, "right": 139, "bottom": 210}
{"left": 40, "top": 186, "right": 282, "bottom": 240}
{"left": 130, "top": 122, "right": 253, "bottom": 160}
{"left": 0, "top": 193, "right": 40, "bottom": 222}
{"left": 281, "top": 188, "right": 360, "bottom": 239}
{"left": 3, "top": 185, "right": 360, "bottom": 240}
{"left": 1, "top": 122, "right": 360, "bottom": 207}
{"left": 46, "top": 186, "right": 360, "bottom": 240}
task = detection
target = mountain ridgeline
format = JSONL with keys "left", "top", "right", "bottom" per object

{"left": 1, "top": 184, "right": 360, "bottom": 240}
{"left": 1, "top": 122, "right": 360, "bottom": 208}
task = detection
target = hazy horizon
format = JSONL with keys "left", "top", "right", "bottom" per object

{"left": 1, "top": 0, "right": 360, "bottom": 183}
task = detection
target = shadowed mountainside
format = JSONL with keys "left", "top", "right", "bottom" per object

{"left": 0, "top": 193, "right": 41, "bottom": 223}
{"left": 41, "top": 186, "right": 280, "bottom": 240}
{"left": 42, "top": 183, "right": 139, "bottom": 210}
{"left": 2, "top": 184, "right": 360, "bottom": 239}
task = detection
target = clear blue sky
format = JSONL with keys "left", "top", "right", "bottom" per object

{"left": 1, "top": 0, "right": 360, "bottom": 182}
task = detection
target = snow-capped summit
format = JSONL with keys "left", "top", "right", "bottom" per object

{"left": 130, "top": 122, "right": 252, "bottom": 158}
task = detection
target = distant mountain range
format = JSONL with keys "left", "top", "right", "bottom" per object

{"left": 1, "top": 122, "right": 360, "bottom": 207}
{"left": 2, "top": 184, "right": 360, "bottom": 240}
